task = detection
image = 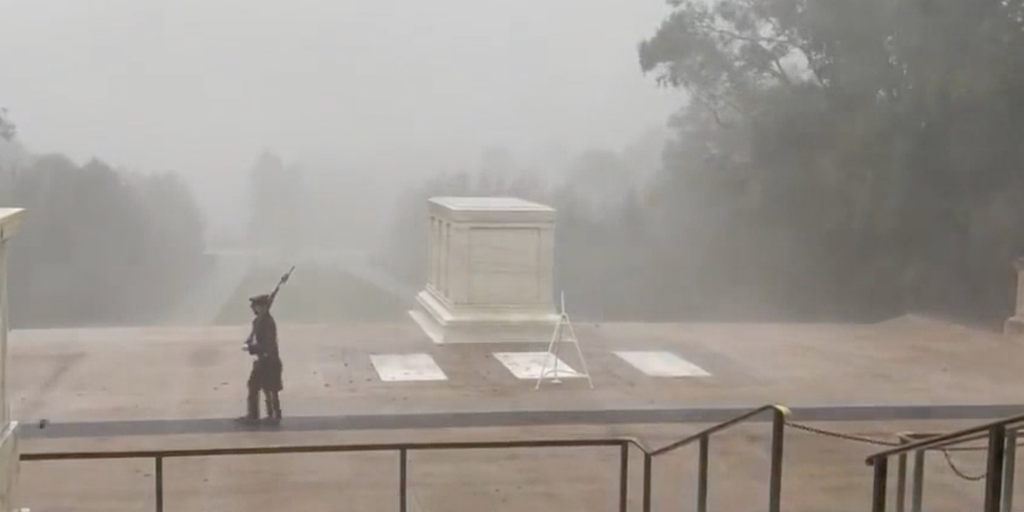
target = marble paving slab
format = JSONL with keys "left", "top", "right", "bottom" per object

{"left": 370, "top": 353, "right": 448, "bottom": 382}
{"left": 492, "top": 352, "right": 583, "bottom": 380}
{"left": 613, "top": 351, "right": 711, "bottom": 377}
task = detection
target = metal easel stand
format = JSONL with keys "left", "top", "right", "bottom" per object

{"left": 536, "top": 292, "right": 594, "bottom": 390}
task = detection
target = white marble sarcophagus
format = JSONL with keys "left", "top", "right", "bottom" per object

{"left": 410, "top": 197, "right": 559, "bottom": 344}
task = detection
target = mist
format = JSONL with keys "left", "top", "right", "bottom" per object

{"left": 1, "top": 0, "right": 679, "bottom": 236}
{"left": 5, "top": 0, "right": 1024, "bottom": 330}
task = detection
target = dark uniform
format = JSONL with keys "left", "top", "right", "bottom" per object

{"left": 240, "top": 294, "right": 284, "bottom": 423}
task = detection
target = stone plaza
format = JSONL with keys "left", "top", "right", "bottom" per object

{"left": 4, "top": 199, "right": 1024, "bottom": 511}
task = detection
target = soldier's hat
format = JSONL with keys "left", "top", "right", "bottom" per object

{"left": 249, "top": 294, "right": 271, "bottom": 306}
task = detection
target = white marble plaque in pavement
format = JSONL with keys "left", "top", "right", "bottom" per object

{"left": 493, "top": 352, "right": 582, "bottom": 380}
{"left": 370, "top": 354, "right": 448, "bottom": 382}
{"left": 614, "top": 351, "right": 711, "bottom": 377}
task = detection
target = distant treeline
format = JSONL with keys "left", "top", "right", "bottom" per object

{"left": 0, "top": 152, "right": 208, "bottom": 328}
{"left": 381, "top": 0, "right": 1024, "bottom": 327}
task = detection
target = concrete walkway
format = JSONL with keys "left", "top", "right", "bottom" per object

{"left": 19, "top": 403, "right": 1024, "bottom": 440}
{"left": 299, "top": 249, "right": 418, "bottom": 302}
{"left": 161, "top": 248, "right": 415, "bottom": 326}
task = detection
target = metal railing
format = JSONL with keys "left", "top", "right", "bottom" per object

{"left": 21, "top": 404, "right": 789, "bottom": 512}
{"left": 865, "top": 411, "right": 1024, "bottom": 512}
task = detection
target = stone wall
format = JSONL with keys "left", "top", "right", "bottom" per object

{"left": 0, "top": 208, "right": 24, "bottom": 512}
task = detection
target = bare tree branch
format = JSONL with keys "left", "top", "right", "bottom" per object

{"left": 696, "top": 21, "right": 796, "bottom": 87}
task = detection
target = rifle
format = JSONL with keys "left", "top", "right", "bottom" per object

{"left": 243, "top": 266, "right": 295, "bottom": 352}
{"left": 266, "top": 266, "right": 296, "bottom": 309}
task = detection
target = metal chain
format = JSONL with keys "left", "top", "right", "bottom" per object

{"left": 786, "top": 420, "right": 989, "bottom": 482}
{"left": 943, "top": 441, "right": 1024, "bottom": 452}
{"left": 785, "top": 421, "right": 899, "bottom": 447}
{"left": 939, "top": 450, "right": 987, "bottom": 481}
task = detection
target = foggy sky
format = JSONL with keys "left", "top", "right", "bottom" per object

{"left": 0, "top": 0, "right": 680, "bottom": 229}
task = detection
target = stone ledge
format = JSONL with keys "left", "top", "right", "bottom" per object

{"left": 20, "top": 405, "right": 1024, "bottom": 440}
{"left": 417, "top": 290, "right": 556, "bottom": 323}
{"left": 412, "top": 292, "right": 558, "bottom": 344}
{"left": 0, "top": 422, "right": 19, "bottom": 512}
{"left": 1006, "top": 316, "right": 1024, "bottom": 337}
{"left": 429, "top": 197, "right": 556, "bottom": 223}
{"left": 0, "top": 209, "right": 24, "bottom": 243}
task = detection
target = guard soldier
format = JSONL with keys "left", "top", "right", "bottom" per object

{"left": 236, "top": 294, "right": 284, "bottom": 425}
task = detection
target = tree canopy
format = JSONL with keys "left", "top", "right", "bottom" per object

{"left": 637, "top": 0, "right": 1024, "bottom": 322}
{"left": 1, "top": 151, "right": 209, "bottom": 328}
{"left": 247, "top": 150, "right": 305, "bottom": 260}
{"left": 0, "top": 111, "right": 13, "bottom": 143}
{"left": 383, "top": 0, "right": 1024, "bottom": 325}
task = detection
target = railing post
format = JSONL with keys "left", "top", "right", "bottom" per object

{"left": 642, "top": 453, "right": 653, "bottom": 512}
{"left": 985, "top": 426, "right": 1007, "bottom": 512}
{"left": 910, "top": 450, "right": 925, "bottom": 512}
{"left": 767, "top": 407, "right": 784, "bottom": 512}
{"left": 896, "top": 453, "right": 907, "bottom": 512}
{"left": 871, "top": 458, "right": 888, "bottom": 512}
{"left": 895, "top": 437, "right": 908, "bottom": 512}
{"left": 619, "top": 443, "right": 629, "bottom": 512}
{"left": 697, "top": 436, "right": 709, "bottom": 512}
{"left": 399, "top": 448, "right": 408, "bottom": 512}
{"left": 1003, "top": 429, "right": 1017, "bottom": 512}
{"left": 154, "top": 456, "right": 164, "bottom": 512}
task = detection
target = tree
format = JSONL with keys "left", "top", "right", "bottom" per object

{"left": 559, "top": 150, "right": 631, "bottom": 221}
{"left": 5, "top": 153, "right": 209, "bottom": 327}
{"left": 247, "top": 151, "right": 305, "bottom": 260}
{"left": 0, "top": 108, "right": 15, "bottom": 141}
{"left": 638, "top": 0, "right": 1024, "bottom": 322}
{"left": 247, "top": 150, "right": 285, "bottom": 250}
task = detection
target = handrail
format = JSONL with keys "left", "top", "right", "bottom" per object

{"left": 21, "top": 436, "right": 650, "bottom": 461}
{"left": 21, "top": 403, "right": 789, "bottom": 512}
{"left": 865, "top": 411, "right": 1024, "bottom": 464}
{"left": 864, "top": 412, "right": 1024, "bottom": 512}
{"left": 638, "top": 403, "right": 788, "bottom": 512}
{"left": 24, "top": 436, "right": 640, "bottom": 512}
{"left": 650, "top": 404, "right": 790, "bottom": 456}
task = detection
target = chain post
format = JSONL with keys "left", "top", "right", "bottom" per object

{"left": 1003, "top": 429, "right": 1017, "bottom": 512}
{"left": 642, "top": 453, "right": 653, "bottom": 512}
{"left": 984, "top": 426, "right": 1007, "bottom": 512}
{"left": 896, "top": 451, "right": 908, "bottom": 512}
{"left": 768, "top": 409, "right": 785, "bottom": 512}
{"left": 871, "top": 458, "right": 888, "bottom": 512}
{"left": 154, "top": 456, "right": 164, "bottom": 512}
{"left": 697, "top": 436, "right": 709, "bottom": 512}
{"left": 911, "top": 449, "right": 925, "bottom": 512}
{"left": 399, "top": 448, "right": 408, "bottom": 512}
{"left": 619, "top": 442, "right": 629, "bottom": 512}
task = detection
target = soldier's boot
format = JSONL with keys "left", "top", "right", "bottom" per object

{"left": 272, "top": 392, "right": 282, "bottom": 419}
{"left": 263, "top": 393, "right": 281, "bottom": 424}
{"left": 235, "top": 388, "right": 260, "bottom": 424}
{"left": 264, "top": 394, "right": 274, "bottom": 420}
{"left": 264, "top": 392, "right": 282, "bottom": 423}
